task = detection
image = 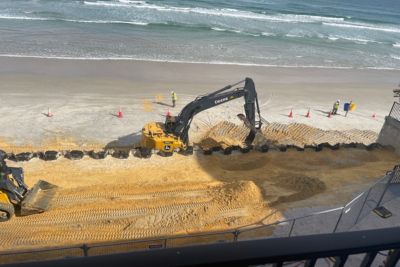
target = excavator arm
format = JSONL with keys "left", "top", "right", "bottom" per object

{"left": 165, "top": 77, "right": 262, "bottom": 145}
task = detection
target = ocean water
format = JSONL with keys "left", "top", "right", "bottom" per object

{"left": 1, "top": 0, "right": 400, "bottom": 69}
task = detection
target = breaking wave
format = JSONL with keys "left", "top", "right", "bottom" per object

{"left": 323, "top": 22, "right": 400, "bottom": 33}
{"left": 84, "top": 0, "right": 345, "bottom": 24}
{"left": 0, "top": 14, "right": 148, "bottom": 25}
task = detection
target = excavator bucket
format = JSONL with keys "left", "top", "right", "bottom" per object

{"left": 20, "top": 180, "right": 58, "bottom": 216}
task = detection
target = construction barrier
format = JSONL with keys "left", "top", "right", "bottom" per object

{"left": 3, "top": 141, "right": 390, "bottom": 162}
{"left": 389, "top": 102, "right": 400, "bottom": 121}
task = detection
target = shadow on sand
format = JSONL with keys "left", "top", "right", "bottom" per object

{"left": 154, "top": 101, "right": 173, "bottom": 107}
{"left": 105, "top": 132, "right": 141, "bottom": 150}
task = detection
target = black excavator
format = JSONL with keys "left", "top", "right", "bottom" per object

{"left": 0, "top": 151, "right": 57, "bottom": 222}
{"left": 140, "top": 77, "right": 265, "bottom": 156}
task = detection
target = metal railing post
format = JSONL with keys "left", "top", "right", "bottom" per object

{"left": 355, "top": 188, "right": 372, "bottom": 225}
{"left": 377, "top": 167, "right": 398, "bottom": 207}
{"left": 360, "top": 251, "right": 378, "bottom": 267}
{"left": 288, "top": 219, "right": 296, "bottom": 237}
{"left": 384, "top": 249, "right": 400, "bottom": 267}
{"left": 389, "top": 102, "right": 396, "bottom": 117}
{"left": 82, "top": 244, "right": 89, "bottom": 257}
{"left": 233, "top": 230, "right": 240, "bottom": 242}
{"left": 333, "top": 208, "right": 344, "bottom": 233}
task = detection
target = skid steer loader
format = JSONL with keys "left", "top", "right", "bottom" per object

{"left": 0, "top": 151, "right": 57, "bottom": 222}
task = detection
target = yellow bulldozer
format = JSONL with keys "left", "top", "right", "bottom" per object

{"left": 0, "top": 151, "right": 57, "bottom": 222}
{"left": 139, "top": 78, "right": 263, "bottom": 156}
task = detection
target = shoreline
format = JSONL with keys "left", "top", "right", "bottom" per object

{"left": 1, "top": 54, "right": 400, "bottom": 71}
{"left": 1, "top": 56, "right": 399, "bottom": 90}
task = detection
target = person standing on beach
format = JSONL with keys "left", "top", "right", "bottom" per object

{"left": 171, "top": 91, "right": 177, "bottom": 108}
{"left": 345, "top": 100, "right": 353, "bottom": 117}
{"left": 332, "top": 100, "right": 340, "bottom": 115}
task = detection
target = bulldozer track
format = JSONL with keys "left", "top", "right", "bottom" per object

{"left": 52, "top": 186, "right": 223, "bottom": 206}
{"left": 1, "top": 181, "right": 267, "bottom": 250}
{"left": 12, "top": 200, "right": 212, "bottom": 226}
{"left": 1, "top": 228, "right": 168, "bottom": 245}
{"left": 216, "top": 207, "right": 249, "bottom": 219}
{"left": 1, "top": 201, "right": 213, "bottom": 246}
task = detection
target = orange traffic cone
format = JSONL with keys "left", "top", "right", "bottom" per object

{"left": 288, "top": 109, "right": 293, "bottom": 118}
{"left": 47, "top": 108, "right": 53, "bottom": 117}
{"left": 372, "top": 113, "right": 376, "bottom": 119}
{"left": 306, "top": 108, "right": 311, "bottom": 118}
{"left": 327, "top": 111, "right": 332, "bottom": 118}
{"left": 117, "top": 107, "right": 123, "bottom": 118}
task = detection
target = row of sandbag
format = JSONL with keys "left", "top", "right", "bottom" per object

{"left": 202, "top": 142, "right": 387, "bottom": 155}
{"left": 5, "top": 147, "right": 177, "bottom": 161}
{"left": 4, "top": 142, "right": 388, "bottom": 162}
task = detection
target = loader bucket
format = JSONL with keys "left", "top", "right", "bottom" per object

{"left": 20, "top": 180, "right": 58, "bottom": 216}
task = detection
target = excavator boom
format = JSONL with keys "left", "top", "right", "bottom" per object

{"left": 140, "top": 78, "right": 262, "bottom": 155}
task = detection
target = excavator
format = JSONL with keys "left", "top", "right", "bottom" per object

{"left": 0, "top": 151, "right": 57, "bottom": 222}
{"left": 140, "top": 77, "right": 264, "bottom": 156}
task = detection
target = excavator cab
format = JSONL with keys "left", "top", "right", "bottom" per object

{"left": 0, "top": 151, "right": 58, "bottom": 222}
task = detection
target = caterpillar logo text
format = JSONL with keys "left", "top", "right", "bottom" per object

{"left": 215, "top": 97, "right": 229, "bottom": 104}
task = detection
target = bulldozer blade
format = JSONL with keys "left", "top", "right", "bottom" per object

{"left": 20, "top": 180, "right": 58, "bottom": 216}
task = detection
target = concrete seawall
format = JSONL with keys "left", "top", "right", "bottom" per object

{"left": 377, "top": 116, "right": 400, "bottom": 153}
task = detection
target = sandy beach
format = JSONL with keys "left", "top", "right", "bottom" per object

{"left": 0, "top": 57, "right": 399, "bottom": 148}
{"left": 1, "top": 0, "right": 400, "bottom": 264}
{"left": 1, "top": 57, "right": 400, "bottom": 255}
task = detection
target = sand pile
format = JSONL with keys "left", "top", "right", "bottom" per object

{"left": 196, "top": 121, "right": 378, "bottom": 149}
{"left": 0, "top": 181, "right": 274, "bottom": 251}
{"left": 197, "top": 121, "right": 250, "bottom": 149}
{"left": 263, "top": 123, "right": 378, "bottom": 147}
{"left": 270, "top": 175, "right": 327, "bottom": 204}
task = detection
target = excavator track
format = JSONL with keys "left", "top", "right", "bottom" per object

{"left": 1, "top": 181, "right": 270, "bottom": 251}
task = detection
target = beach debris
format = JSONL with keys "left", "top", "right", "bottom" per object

{"left": 372, "top": 112, "right": 376, "bottom": 119}
{"left": 306, "top": 108, "right": 311, "bottom": 118}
